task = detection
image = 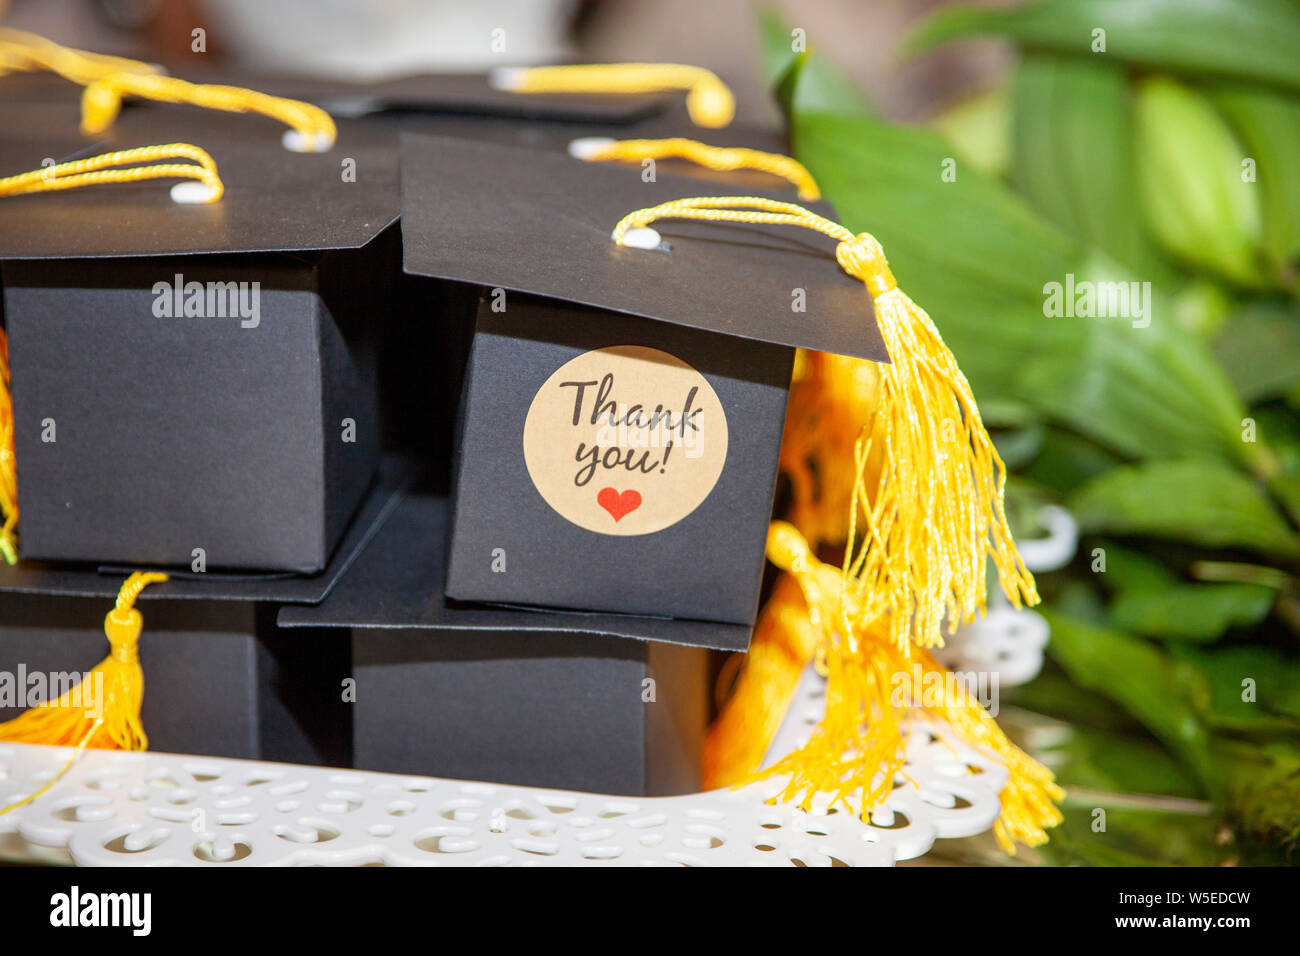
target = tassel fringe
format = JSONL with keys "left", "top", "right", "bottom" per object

{"left": 0, "top": 572, "right": 167, "bottom": 751}
{"left": 838, "top": 260, "right": 1038, "bottom": 652}
{"left": 761, "top": 523, "right": 1063, "bottom": 853}
{"left": 704, "top": 575, "right": 821, "bottom": 789}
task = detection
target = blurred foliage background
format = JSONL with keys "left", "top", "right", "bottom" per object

{"left": 762, "top": 0, "right": 1300, "bottom": 866}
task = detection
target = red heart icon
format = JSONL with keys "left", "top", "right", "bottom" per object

{"left": 597, "top": 487, "right": 642, "bottom": 522}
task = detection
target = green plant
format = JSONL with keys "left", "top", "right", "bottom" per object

{"left": 760, "top": 0, "right": 1300, "bottom": 864}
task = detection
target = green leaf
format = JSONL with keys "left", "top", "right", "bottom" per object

{"left": 909, "top": 0, "right": 1300, "bottom": 92}
{"left": 787, "top": 107, "right": 1254, "bottom": 466}
{"left": 1010, "top": 54, "right": 1171, "bottom": 283}
{"left": 1111, "top": 582, "right": 1275, "bottom": 641}
{"left": 1045, "top": 726, "right": 1201, "bottom": 798}
{"left": 1212, "top": 740, "right": 1300, "bottom": 847}
{"left": 1012, "top": 669, "right": 1145, "bottom": 734}
{"left": 1044, "top": 610, "right": 1215, "bottom": 786}
{"left": 757, "top": 6, "right": 798, "bottom": 89}
{"left": 1039, "top": 805, "right": 1230, "bottom": 867}
{"left": 1214, "top": 301, "right": 1300, "bottom": 404}
{"left": 1271, "top": 473, "right": 1300, "bottom": 529}
{"left": 1173, "top": 645, "right": 1300, "bottom": 731}
{"left": 976, "top": 396, "right": 1039, "bottom": 427}
{"left": 1023, "top": 428, "right": 1122, "bottom": 496}
{"left": 1091, "top": 539, "right": 1178, "bottom": 595}
{"left": 1051, "top": 579, "right": 1109, "bottom": 626}
{"left": 992, "top": 423, "right": 1045, "bottom": 469}
{"left": 1255, "top": 405, "right": 1300, "bottom": 469}
{"left": 1251, "top": 407, "right": 1300, "bottom": 526}
{"left": 792, "top": 111, "right": 1079, "bottom": 296}
{"left": 1171, "top": 278, "right": 1234, "bottom": 340}
{"left": 1069, "top": 459, "right": 1300, "bottom": 556}
{"left": 758, "top": 9, "right": 872, "bottom": 118}
{"left": 1026, "top": 248, "right": 1281, "bottom": 472}
{"left": 1008, "top": 55, "right": 1084, "bottom": 238}
{"left": 1135, "top": 77, "right": 1267, "bottom": 288}
{"left": 1208, "top": 83, "right": 1300, "bottom": 279}
{"left": 929, "top": 86, "right": 1010, "bottom": 179}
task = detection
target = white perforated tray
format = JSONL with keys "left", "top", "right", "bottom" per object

{"left": 0, "top": 668, "right": 1011, "bottom": 866}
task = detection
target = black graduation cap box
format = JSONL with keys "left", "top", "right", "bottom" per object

{"left": 0, "top": 109, "right": 398, "bottom": 573}
{"left": 400, "top": 133, "right": 887, "bottom": 626}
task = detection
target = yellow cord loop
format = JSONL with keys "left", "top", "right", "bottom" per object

{"left": 614, "top": 194, "right": 849, "bottom": 244}
{"left": 0, "top": 327, "right": 15, "bottom": 565}
{"left": 80, "top": 72, "right": 336, "bottom": 151}
{"left": 613, "top": 196, "right": 1038, "bottom": 653}
{"left": 0, "top": 30, "right": 336, "bottom": 151}
{"left": 0, "top": 27, "right": 161, "bottom": 84}
{"left": 574, "top": 137, "right": 819, "bottom": 200}
{"left": 496, "top": 62, "right": 734, "bottom": 128}
{"left": 0, "top": 143, "right": 223, "bottom": 203}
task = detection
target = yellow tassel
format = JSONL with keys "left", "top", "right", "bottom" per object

{"left": 0, "top": 142, "right": 223, "bottom": 204}
{"left": 0, "top": 572, "right": 167, "bottom": 752}
{"left": 0, "top": 572, "right": 167, "bottom": 817}
{"left": 0, "top": 327, "right": 14, "bottom": 564}
{"left": 0, "top": 29, "right": 336, "bottom": 151}
{"left": 764, "top": 522, "right": 1063, "bottom": 853}
{"left": 574, "top": 137, "right": 819, "bottom": 200}
{"left": 704, "top": 575, "right": 821, "bottom": 789}
{"left": 613, "top": 196, "right": 1038, "bottom": 651}
{"left": 837, "top": 235, "right": 1037, "bottom": 651}
{"left": 613, "top": 196, "right": 1059, "bottom": 850}
{"left": 495, "top": 62, "right": 734, "bottom": 128}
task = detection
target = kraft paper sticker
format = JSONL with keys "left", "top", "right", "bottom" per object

{"left": 522, "top": 345, "right": 728, "bottom": 536}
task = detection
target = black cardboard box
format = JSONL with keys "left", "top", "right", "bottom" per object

{"left": 399, "top": 133, "right": 887, "bottom": 626}
{"left": 4, "top": 250, "right": 384, "bottom": 572}
{"left": 448, "top": 295, "right": 791, "bottom": 623}
{"left": 351, "top": 628, "right": 708, "bottom": 795}
{"left": 281, "top": 486, "right": 727, "bottom": 795}
{"left": 0, "top": 103, "right": 399, "bottom": 573}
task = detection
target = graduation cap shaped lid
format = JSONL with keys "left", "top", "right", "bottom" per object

{"left": 399, "top": 132, "right": 888, "bottom": 362}
{"left": 0, "top": 101, "right": 398, "bottom": 259}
